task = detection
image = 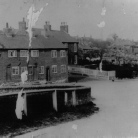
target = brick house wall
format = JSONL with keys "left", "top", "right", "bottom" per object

{"left": 0, "top": 49, "right": 68, "bottom": 83}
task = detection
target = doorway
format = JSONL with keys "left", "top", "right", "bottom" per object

{"left": 46, "top": 67, "right": 50, "bottom": 81}
{"left": 33, "top": 66, "right": 38, "bottom": 80}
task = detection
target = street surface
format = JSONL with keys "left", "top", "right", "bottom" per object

{"left": 16, "top": 79, "right": 138, "bottom": 138}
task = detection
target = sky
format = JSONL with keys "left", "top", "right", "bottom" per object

{"left": 1, "top": 0, "right": 138, "bottom": 40}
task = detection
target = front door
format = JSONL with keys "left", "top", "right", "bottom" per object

{"left": 28, "top": 66, "right": 33, "bottom": 81}
{"left": 46, "top": 67, "right": 50, "bottom": 81}
{"left": 33, "top": 66, "right": 38, "bottom": 80}
{"left": 6, "top": 66, "right": 11, "bottom": 81}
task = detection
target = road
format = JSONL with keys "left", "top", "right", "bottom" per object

{"left": 16, "top": 79, "right": 138, "bottom": 138}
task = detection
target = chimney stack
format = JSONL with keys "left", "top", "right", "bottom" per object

{"left": 19, "top": 18, "right": 26, "bottom": 31}
{"left": 44, "top": 21, "right": 51, "bottom": 31}
{"left": 60, "top": 22, "right": 68, "bottom": 33}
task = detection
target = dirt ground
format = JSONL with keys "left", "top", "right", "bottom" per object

{"left": 16, "top": 78, "right": 138, "bottom": 138}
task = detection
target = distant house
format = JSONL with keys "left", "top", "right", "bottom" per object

{"left": 32, "top": 21, "right": 79, "bottom": 65}
{"left": 0, "top": 21, "right": 68, "bottom": 83}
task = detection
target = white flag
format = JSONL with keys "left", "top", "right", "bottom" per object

{"left": 97, "top": 21, "right": 105, "bottom": 28}
{"left": 101, "top": 7, "right": 106, "bottom": 16}
{"left": 21, "top": 70, "right": 28, "bottom": 84}
{"left": 15, "top": 89, "right": 27, "bottom": 119}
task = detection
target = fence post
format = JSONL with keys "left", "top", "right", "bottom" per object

{"left": 52, "top": 90, "right": 58, "bottom": 111}
{"left": 72, "top": 90, "right": 77, "bottom": 106}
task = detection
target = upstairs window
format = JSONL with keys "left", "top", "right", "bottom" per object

{"left": 20, "top": 50, "right": 28, "bottom": 57}
{"left": 51, "top": 50, "right": 57, "bottom": 58}
{"left": 12, "top": 66, "right": 19, "bottom": 75}
{"left": 21, "top": 66, "right": 27, "bottom": 73}
{"left": 39, "top": 66, "right": 44, "bottom": 74}
{"left": 31, "top": 50, "right": 39, "bottom": 57}
{"left": 60, "top": 50, "right": 66, "bottom": 57}
{"left": 74, "top": 43, "right": 77, "bottom": 52}
{"left": 52, "top": 65, "right": 57, "bottom": 73}
{"left": 8, "top": 50, "right": 17, "bottom": 57}
{"left": 61, "top": 65, "right": 66, "bottom": 73}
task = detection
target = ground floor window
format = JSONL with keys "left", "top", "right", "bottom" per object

{"left": 52, "top": 65, "right": 57, "bottom": 73}
{"left": 21, "top": 66, "right": 27, "bottom": 73}
{"left": 12, "top": 66, "right": 19, "bottom": 75}
{"left": 61, "top": 65, "right": 66, "bottom": 73}
{"left": 39, "top": 66, "right": 44, "bottom": 74}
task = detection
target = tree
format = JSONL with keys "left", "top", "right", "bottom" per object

{"left": 112, "top": 33, "right": 118, "bottom": 41}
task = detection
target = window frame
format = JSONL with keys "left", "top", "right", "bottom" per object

{"left": 12, "top": 66, "right": 19, "bottom": 75}
{"left": 61, "top": 65, "right": 66, "bottom": 73}
{"left": 31, "top": 50, "right": 39, "bottom": 57}
{"left": 8, "top": 50, "right": 17, "bottom": 57}
{"left": 39, "top": 66, "right": 44, "bottom": 74}
{"left": 20, "top": 50, "right": 28, "bottom": 57}
{"left": 51, "top": 50, "right": 57, "bottom": 58}
{"left": 52, "top": 65, "right": 57, "bottom": 73}
{"left": 60, "top": 50, "right": 66, "bottom": 57}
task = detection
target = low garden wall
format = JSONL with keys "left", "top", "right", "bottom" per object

{"left": 0, "top": 84, "right": 91, "bottom": 120}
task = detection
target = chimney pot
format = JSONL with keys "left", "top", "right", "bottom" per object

{"left": 6, "top": 23, "right": 9, "bottom": 28}
{"left": 44, "top": 21, "right": 51, "bottom": 31}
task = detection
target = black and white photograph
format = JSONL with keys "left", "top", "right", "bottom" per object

{"left": 0, "top": 0, "right": 138, "bottom": 137}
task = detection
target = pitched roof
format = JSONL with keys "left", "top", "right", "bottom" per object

{"left": 0, "top": 34, "right": 67, "bottom": 49}
{"left": 33, "top": 28, "right": 78, "bottom": 43}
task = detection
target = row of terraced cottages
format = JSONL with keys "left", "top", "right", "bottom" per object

{"left": 0, "top": 34, "right": 68, "bottom": 83}
{"left": 0, "top": 19, "right": 79, "bottom": 83}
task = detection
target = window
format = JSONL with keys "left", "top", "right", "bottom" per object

{"left": 39, "top": 66, "right": 44, "bottom": 74}
{"left": 60, "top": 50, "right": 66, "bottom": 57}
{"left": 52, "top": 65, "right": 57, "bottom": 73}
{"left": 74, "top": 43, "right": 77, "bottom": 52}
{"left": 61, "top": 65, "right": 66, "bottom": 73}
{"left": 8, "top": 50, "right": 17, "bottom": 57}
{"left": 51, "top": 50, "right": 57, "bottom": 58}
{"left": 31, "top": 50, "right": 39, "bottom": 57}
{"left": 20, "top": 50, "right": 28, "bottom": 57}
{"left": 12, "top": 66, "right": 19, "bottom": 75}
{"left": 74, "top": 55, "right": 77, "bottom": 64}
{"left": 21, "top": 66, "right": 27, "bottom": 73}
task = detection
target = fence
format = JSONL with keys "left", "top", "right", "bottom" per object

{"left": 68, "top": 66, "right": 116, "bottom": 80}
